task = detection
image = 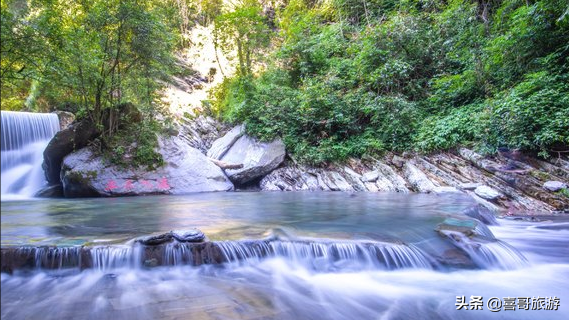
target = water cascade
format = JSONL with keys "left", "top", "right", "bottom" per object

{"left": 1, "top": 111, "right": 60, "bottom": 198}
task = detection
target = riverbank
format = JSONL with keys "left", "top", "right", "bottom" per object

{"left": 41, "top": 114, "right": 567, "bottom": 215}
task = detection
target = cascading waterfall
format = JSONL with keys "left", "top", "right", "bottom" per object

{"left": 215, "top": 239, "right": 434, "bottom": 270}
{"left": 1, "top": 111, "right": 60, "bottom": 198}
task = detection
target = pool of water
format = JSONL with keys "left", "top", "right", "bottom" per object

{"left": 1, "top": 192, "right": 568, "bottom": 319}
{"left": 1, "top": 192, "right": 475, "bottom": 246}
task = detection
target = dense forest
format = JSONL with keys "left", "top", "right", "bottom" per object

{"left": 2, "top": 0, "right": 568, "bottom": 166}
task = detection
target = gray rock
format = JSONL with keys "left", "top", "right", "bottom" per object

{"left": 319, "top": 171, "right": 354, "bottom": 191}
{"left": 433, "top": 186, "right": 462, "bottom": 194}
{"left": 259, "top": 165, "right": 321, "bottom": 191}
{"left": 459, "top": 182, "right": 483, "bottom": 190}
{"left": 178, "top": 115, "right": 226, "bottom": 153}
{"left": 342, "top": 167, "right": 367, "bottom": 191}
{"left": 375, "top": 162, "right": 409, "bottom": 192}
{"left": 220, "top": 135, "right": 286, "bottom": 185}
{"left": 137, "top": 233, "right": 173, "bottom": 245}
{"left": 364, "top": 182, "right": 379, "bottom": 192}
{"left": 403, "top": 162, "right": 436, "bottom": 193}
{"left": 361, "top": 170, "right": 379, "bottom": 182}
{"left": 52, "top": 111, "right": 75, "bottom": 130}
{"left": 207, "top": 124, "right": 245, "bottom": 159}
{"left": 171, "top": 229, "right": 205, "bottom": 242}
{"left": 391, "top": 155, "right": 406, "bottom": 168}
{"left": 474, "top": 185, "right": 503, "bottom": 200}
{"left": 60, "top": 135, "right": 233, "bottom": 197}
{"left": 543, "top": 181, "right": 567, "bottom": 192}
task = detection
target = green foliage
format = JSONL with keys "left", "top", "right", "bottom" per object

{"left": 105, "top": 119, "right": 164, "bottom": 170}
{"left": 214, "top": 0, "right": 272, "bottom": 76}
{"left": 1, "top": 0, "right": 177, "bottom": 168}
{"left": 213, "top": 0, "right": 569, "bottom": 164}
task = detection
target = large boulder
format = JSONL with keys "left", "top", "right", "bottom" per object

{"left": 209, "top": 127, "right": 286, "bottom": 185}
{"left": 206, "top": 124, "right": 244, "bottom": 159}
{"left": 43, "top": 120, "right": 100, "bottom": 185}
{"left": 60, "top": 135, "right": 233, "bottom": 197}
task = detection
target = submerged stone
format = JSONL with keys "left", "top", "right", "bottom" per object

{"left": 435, "top": 218, "right": 478, "bottom": 237}
{"left": 462, "top": 204, "right": 499, "bottom": 225}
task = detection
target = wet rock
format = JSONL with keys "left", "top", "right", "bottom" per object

{"left": 437, "top": 248, "right": 477, "bottom": 269}
{"left": 462, "top": 204, "right": 499, "bottom": 225}
{"left": 136, "top": 233, "right": 173, "bottom": 245}
{"left": 207, "top": 124, "right": 245, "bottom": 160}
{"left": 61, "top": 135, "right": 233, "bottom": 197}
{"left": 543, "top": 181, "right": 567, "bottom": 192}
{"left": 474, "top": 185, "right": 503, "bottom": 200}
{"left": 435, "top": 218, "right": 478, "bottom": 237}
{"left": 143, "top": 258, "right": 159, "bottom": 268}
{"left": 34, "top": 184, "right": 64, "bottom": 198}
{"left": 43, "top": 120, "right": 100, "bottom": 185}
{"left": 171, "top": 229, "right": 205, "bottom": 242}
{"left": 220, "top": 135, "right": 286, "bottom": 185}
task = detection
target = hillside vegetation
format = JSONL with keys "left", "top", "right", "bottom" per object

{"left": 213, "top": 0, "right": 569, "bottom": 164}
{"left": 2, "top": 0, "right": 568, "bottom": 165}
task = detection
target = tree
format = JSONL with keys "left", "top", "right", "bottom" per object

{"left": 214, "top": 0, "right": 271, "bottom": 76}
{"left": 1, "top": 0, "right": 175, "bottom": 137}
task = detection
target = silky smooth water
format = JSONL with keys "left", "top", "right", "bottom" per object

{"left": 0, "top": 111, "right": 60, "bottom": 199}
{"left": 1, "top": 192, "right": 568, "bottom": 319}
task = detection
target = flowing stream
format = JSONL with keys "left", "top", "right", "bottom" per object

{"left": 1, "top": 111, "right": 60, "bottom": 199}
{"left": 1, "top": 192, "right": 568, "bottom": 319}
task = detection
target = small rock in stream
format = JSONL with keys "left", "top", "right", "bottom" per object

{"left": 171, "top": 229, "right": 206, "bottom": 242}
{"left": 136, "top": 233, "right": 173, "bottom": 245}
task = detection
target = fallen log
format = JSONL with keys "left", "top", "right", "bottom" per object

{"left": 208, "top": 157, "right": 244, "bottom": 170}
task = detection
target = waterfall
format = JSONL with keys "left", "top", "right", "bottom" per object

{"left": 1, "top": 110, "right": 60, "bottom": 198}
{"left": 215, "top": 239, "right": 434, "bottom": 270}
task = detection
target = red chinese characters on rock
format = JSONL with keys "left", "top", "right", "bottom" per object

{"left": 139, "top": 179, "right": 153, "bottom": 189}
{"left": 158, "top": 177, "right": 170, "bottom": 190}
{"left": 103, "top": 178, "right": 171, "bottom": 193}
{"left": 124, "top": 180, "right": 134, "bottom": 192}
{"left": 104, "top": 180, "right": 118, "bottom": 192}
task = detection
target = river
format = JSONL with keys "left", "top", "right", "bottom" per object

{"left": 1, "top": 192, "right": 568, "bottom": 319}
